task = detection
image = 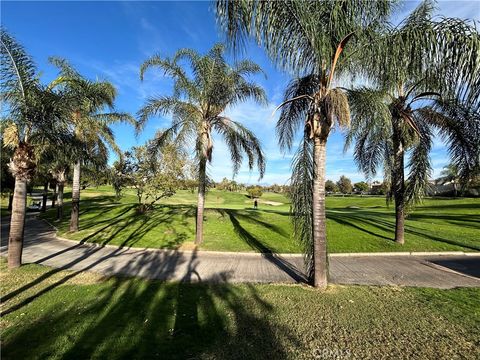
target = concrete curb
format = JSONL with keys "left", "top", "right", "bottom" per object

{"left": 330, "top": 251, "right": 480, "bottom": 257}
{"left": 39, "top": 216, "right": 480, "bottom": 258}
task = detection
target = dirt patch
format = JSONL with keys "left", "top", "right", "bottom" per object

{"left": 177, "top": 242, "right": 197, "bottom": 251}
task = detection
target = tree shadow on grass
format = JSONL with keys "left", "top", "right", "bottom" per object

{"left": 402, "top": 224, "right": 480, "bottom": 251}
{"left": 214, "top": 209, "right": 307, "bottom": 283}
{"left": 68, "top": 204, "right": 194, "bottom": 250}
{"left": 418, "top": 203, "right": 480, "bottom": 211}
{"left": 409, "top": 213, "right": 480, "bottom": 230}
{"left": 214, "top": 208, "right": 289, "bottom": 242}
{"left": 327, "top": 210, "right": 480, "bottom": 251}
{"left": 249, "top": 208, "right": 290, "bottom": 216}
{"left": 1, "top": 249, "right": 301, "bottom": 360}
{"left": 0, "top": 214, "right": 188, "bottom": 313}
{"left": 327, "top": 211, "right": 392, "bottom": 241}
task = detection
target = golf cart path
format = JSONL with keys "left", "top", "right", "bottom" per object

{"left": 1, "top": 215, "right": 479, "bottom": 289}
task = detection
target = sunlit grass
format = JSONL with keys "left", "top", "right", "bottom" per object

{"left": 38, "top": 186, "right": 480, "bottom": 253}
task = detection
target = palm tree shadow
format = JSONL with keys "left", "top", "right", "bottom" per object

{"left": 327, "top": 209, "right": 480, "bottom": 251}
{"left": 215, "top": 209, "right": 307, "bottom": 283}
{"left": 327, "top": 211, "right": 392, "bottom": 241}
{"left": 2, "top": 248, "right": 301, "bottom": 359}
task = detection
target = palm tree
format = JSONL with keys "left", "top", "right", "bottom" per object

{"left": 49, "top": 57, "right": 135, "bottom": 232}
{"left": 1, "top": 29, "right": 69, "bottom": 267}
{"left": 345, "top": 2, "right": 480, "bottom": 244}
{"left": 37, "top": 141, "right": 77, "bottom": 221}
{"left": 216, "top": 0, "right": 393, "bottom": 287}
{"left": 439, "top": 164, "right": 461, "bottom": 197}
{"left": 51, "top": 161, "right": 68, "bottom": 220}
{"left": 346, "top": 90, "right": 479, "bottom": 243}
{"left": 138, "top": 44, "right": 266, "bottom": 245}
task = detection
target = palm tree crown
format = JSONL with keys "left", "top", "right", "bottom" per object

{"left": 49, "top": 57, "right": 135, "bottom": 160}
{"left": 138, "top": 44, "right": 266, "bottom": 176}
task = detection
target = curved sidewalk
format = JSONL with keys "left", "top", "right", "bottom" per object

{"left": 1, "top": 215, "right": 479, "bottom": 289}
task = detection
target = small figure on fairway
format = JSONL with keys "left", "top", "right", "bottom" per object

{"left": 254, "top": 199, "right": 258, "bottom": 209}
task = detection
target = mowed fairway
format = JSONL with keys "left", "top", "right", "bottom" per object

{"left": 38, "top": 186, "right": 480, "bottom": 253}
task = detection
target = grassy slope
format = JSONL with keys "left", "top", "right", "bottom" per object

{"left": 39, "top": 186, "right": 480, "bottom": 253}
{"left": 1, "top": 259, "right": 479, "bottom": 359}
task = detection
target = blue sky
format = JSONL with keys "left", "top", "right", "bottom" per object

{"left": 2, "top": 1, "right": 479, "bottom": 185}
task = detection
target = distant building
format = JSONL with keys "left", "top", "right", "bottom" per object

{"left": 370, "top": 181, "right": 383, "bottom": 194}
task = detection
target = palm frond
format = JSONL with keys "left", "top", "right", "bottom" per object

{"left": 290, "top": 133, "right": 314, "bottom": 279}
{"left": 345, "top": 87, "right": 391, "bottom": 177}
{"left": 404, "top": 112, "right": 433, "bottom": 208}
{"left": 0, "top": 28, "right": 37, "bottom": 103}
{"left": 362, "top": 3, "right": 480, "bottom": 108}
{"left": 276, "top": 74, "right": 319, "bottom": 151}
{"left": 137, "top": 96, "right": 201, "bottom": 129}
{"left": 420, "top": 98, "right": 480, "bottom": 184}
{"left": 213, "top": 116, "right": 265, "bottom": 178}
{"left": 216, "top": 0, "right": 393, "bottom": 74}
{"left": 48, "top": 56, "right": 81, "bottom": 80}
{"left": 327, "top": 88, "right": 350, "bottom": 129}
{"left": 1, "top": 28, "right": 39, "bottom": 128}
{"left": 92, "top": 112, "right": 137, "bottom": 127}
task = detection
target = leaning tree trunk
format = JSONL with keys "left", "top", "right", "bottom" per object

{"left": 41, "top": 182, "right": 48, "bottom": 212}
{"left": 57, "top": 182, "right": 64, "bottom": 221}
{"left": 392, "top": 127, "right": 405, "bottom": 245}
{"left": 69, "top": 160, "right": 81, "bottom": 232}
{"left": 312, "top": 136, "right": 328, "bottom": 288}
{"left": 195, "top": 157, "right": 207, "bottom": 245}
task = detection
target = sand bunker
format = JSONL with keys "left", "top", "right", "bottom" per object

{"left": 262, "top": 201, "right": 283, "bottom": 206}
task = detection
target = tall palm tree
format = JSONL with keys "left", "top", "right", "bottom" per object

{"left": 216, "top": 0, "right": 393, "bottom": 287}
{"left": 49, "top": 57, "right": 135, "bottom": 232}
{"left": 1, "top": 29, "right": 69, "bottom": 267}
{"left": 138, "top": 44, "right": 266, "bottom": 245}
{"left": 346, "top": 1, "right": 480, "bottom": 244}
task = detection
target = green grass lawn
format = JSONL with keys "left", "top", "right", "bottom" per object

{"left": 39, "top": 186, "right": 480, "bottom": 253}
{"left": 1, "top": 259, "right": 479, "bottom": 359}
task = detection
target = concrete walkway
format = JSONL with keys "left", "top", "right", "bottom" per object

{"left": 1, "top": 215, "right": 479, "bottom": 289}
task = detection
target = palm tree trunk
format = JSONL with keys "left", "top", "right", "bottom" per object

{"left": 8, "top": 177, "right": 27, "bottom": 268}
{"left": 312, "top": 137, "right": 328, "bottom": 288}
{"left": 41, "top": 182, "right": 48, "bottom": 212}
{"left": 195, "top": 157, "right": 207, "bottom": 245}
{"left": 57, "top": 182, "right": 64, "bottom": 221}
{"left": 51, "top": 184, "right": 57, "bottom": 208}
{"left": 7, "top": 193, "right": 13, "bottom": 211}
{"left": 392, "top": 132, "right": 405, "bottom": 245}
{"left": 69, "top": 160, "right": 81, "bottom": 232}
